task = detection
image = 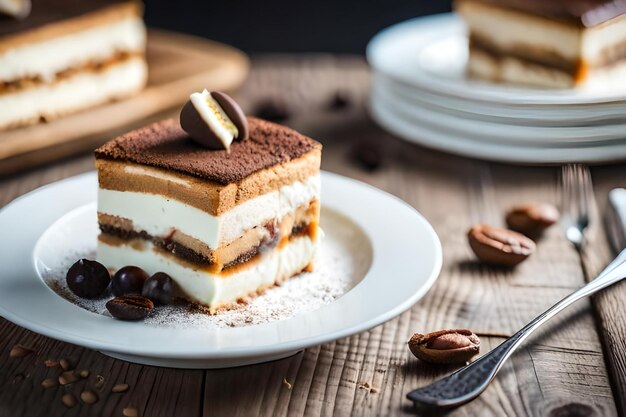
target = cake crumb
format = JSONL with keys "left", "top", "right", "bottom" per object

{"left": 44, "top": 359, "right": 60, "bottom": 368}
{"left": 95, "top": 375, "right": 105, "bottom": 391}
{"left": 9, "top": 345, "right": 34, "bottom": 359}
{"left": 123, "top": 407, "right": 138, "bottom": 417}
{"left": 283, "top": 378, "right": 292, "bottom": 390}
{"left": 358, "top": 382, "right": 378, "bottom": 393}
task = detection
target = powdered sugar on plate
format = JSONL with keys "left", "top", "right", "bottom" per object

{"left": 38, "top": 207, "right": 372, "bottom": 329}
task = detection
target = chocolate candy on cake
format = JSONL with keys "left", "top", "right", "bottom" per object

{"left": 180, "top": 90, "right": 248, "bottom": 150}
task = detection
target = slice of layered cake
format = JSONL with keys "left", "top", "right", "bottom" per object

{"left": 0, "top": 0, "right": 147, "bottom": 130}
{"left": 455, "top": 0, "right": 626, "bottom": 88}
{"left": 95, "top": 91, "right": 322, "bottom": 313}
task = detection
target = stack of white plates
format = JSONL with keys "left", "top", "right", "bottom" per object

{"left": 366, "top": 14, "right": 626, "bottom": 164}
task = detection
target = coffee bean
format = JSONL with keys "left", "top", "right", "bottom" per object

{"left": 9, "top": 344, "right": 33, "bottom": 358}
{"left": 112, "top": 383, "right": 129, "bottom": 393}
{"left": 408, "top": 329, "right": 480, "bottom": 365}
{"left": 468, "top": 224, "right": 536, "bottom": 267}
{"left": 349, "top": 140, "right": 384, "bottom": 172}
{"left": 123, "top": 407, "right": 139, "bottom": 417}
{"left": 283, "top": 378, "right": 292, "bottom": 390}
{"left": 106, "top": 295, "right": 154, "bottom": 320}
{"left": 254, "top": 99, "right": 290, "bottom": 122}
{"left": 59, "top": 358, "right": 71, "bottom": 371}
{"left": 80, "top": 390, "right": 98, "bottom": 405}
{"left": 44, "top": 359, "right": 59, "bottom": 368}
{"left": 95, "top": 375, "right": 105, "bottom": 391}
{"left": 506, "top": 202, "right": 559, "bottom": 237}
{"left": 66, "top": 259, "right": 110, "bottom": 299}
{"left": 59, "top": 371, "right": 78, "bottom": 385}
{"left": 328, "top": 91, "right": 351, "bottom": 110}
{"left": 112, "top": 266, "right": 149, "bottom": 296}
{"left": 142, "top": 272, "right": 174, "bottom": 305}
{"left": 41, "top": 378, "right": 56, "bottom": 389}
{"left": 62, "top": 394, "right": 77, "bottom": 408}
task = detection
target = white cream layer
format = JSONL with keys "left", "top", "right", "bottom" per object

{"left": 0, "top": 57, "right": 147, "bottom": 130}
{"left": 0, "top": 17, "right": 146, "bottom": 82}
{"left": 97, "top": 235, "right": 317, "bottom": 309}
{"left": 97, "top": 174, "right": 321, "bottom": 249}
{"left": 457, "top": 1, "right": 626, "bottom": 65}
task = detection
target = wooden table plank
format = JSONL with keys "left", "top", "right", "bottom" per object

{"left": 0, "top": 55, "right": 624, "bottom": 417}
{"left": 579, "top": 165, "right": 626, "bottom": 411}
{"left": 0, "top": 319, "right": 204, "bottom": 417}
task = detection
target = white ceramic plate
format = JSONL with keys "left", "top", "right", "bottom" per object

{"left": 370, "top": 96, "right": 626, "bottom": 164}
{"left": 375, "top": 73, "right": 626, "bottom": 127}
{"left": 0, "top": 172, "right": 442, "bottom": 368}
{"left": 367, "top": 13, "right": 626, "bottom": 106}
{"left": 372, "top": 83, "right": 626, "bottom": 146}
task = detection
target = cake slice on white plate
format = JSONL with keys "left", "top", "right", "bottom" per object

{"left": 95, "top": 97, "right": 322, "bottom": 313}
{"left": 455, "top": 0, "right": 626, "bottom": 89}
{"left": 0, "top": 0, "right": 147, "bottom": 130}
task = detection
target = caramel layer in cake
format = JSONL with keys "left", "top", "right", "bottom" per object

{"left": 95, "top": 117, "right": 323, "bottom": 312}
{"left": 0, "top": 51, "right": 142, "bottom": 95}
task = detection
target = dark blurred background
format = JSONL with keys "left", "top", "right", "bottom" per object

{"left": 145, "top": 0, "right": 452, "bottom": 54}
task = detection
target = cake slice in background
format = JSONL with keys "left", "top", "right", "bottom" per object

{"left": 95, "top": 117, "right": 322, "bottom": 313}
{"left": 0, "top": 0, "right": 31, "bottom": 19}
{"left": 0, "top": 0, "right": 147, "bottom": 130}
{"left": 455, "top": 0, "right": 626, "bottom": 89}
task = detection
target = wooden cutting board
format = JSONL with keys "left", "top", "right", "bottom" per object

{"left": 0, "top": 29, "right": 249, "bottom": 176}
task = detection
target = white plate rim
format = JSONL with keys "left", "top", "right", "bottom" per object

{"left": 0, "top": 171, "right": 442, "bottom": 360}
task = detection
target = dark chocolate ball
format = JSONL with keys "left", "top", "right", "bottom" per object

{"left": 66, "top": 259, "right": 110, "bottom": 299}
{"left": 142, "top": 272, "right": 174, "bottom": 305}
{"left": 111, "top": 266, "right": 149, "bottom": 296}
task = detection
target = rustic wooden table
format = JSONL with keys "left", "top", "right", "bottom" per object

{"left": 1, "top": 56, "right": 625, "bottom": 417}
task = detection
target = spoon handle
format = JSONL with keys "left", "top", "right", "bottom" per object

{"left": 407, "top": 248, "right": 626, "bottom": 409}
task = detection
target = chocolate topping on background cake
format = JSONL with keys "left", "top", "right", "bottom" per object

{"left": 468, "top": 0, "right": 626, "bottom": 27}
{"left": 95, "top": 117, "right": 322, "bottom": 185}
